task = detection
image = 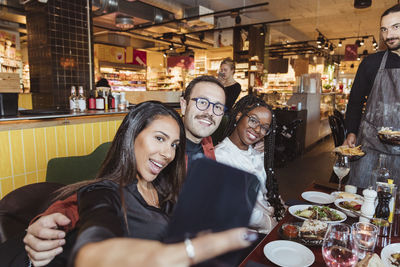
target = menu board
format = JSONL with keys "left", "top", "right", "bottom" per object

{"left": 95, "top": 44, "right": 125, "bottom": 63}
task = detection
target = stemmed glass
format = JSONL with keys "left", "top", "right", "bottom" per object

{"left": 322, "top": 224, "right": 358, "bottom": 267}
{"left": 333, "top": 154, "right": 350, "bottom": 191}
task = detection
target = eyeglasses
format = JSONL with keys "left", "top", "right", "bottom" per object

{"left": 245, "top": 114, "right": 271, "bottom": 136}
{"left": 190, "top": 97, "right": 227, "bottom": 116}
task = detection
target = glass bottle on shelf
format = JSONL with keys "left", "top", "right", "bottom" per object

{"left": 95, "top": 90, "right": 105, "bottom": 110}
{"left": 77, "top": 86, "right": 86, "bottom": 112}
{"left": 108, "top": 91, "right": 115, "bottom": 109}
{"left": 88, "top": 90, "right": 96, "bottom": 110}
{"left": 69, "top": 86, "right": 78, "bottom": 112}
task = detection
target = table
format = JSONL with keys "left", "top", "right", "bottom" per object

{"left": 239, "top": 182, "right": 400, "bottom": 266}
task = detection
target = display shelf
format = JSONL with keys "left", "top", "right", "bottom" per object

{"left": 100, "top": 62, "right": 146, "bottom": 92}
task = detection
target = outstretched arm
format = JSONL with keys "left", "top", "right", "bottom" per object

{"left": 75, "top": 228, "right": 256, "bottom": 267}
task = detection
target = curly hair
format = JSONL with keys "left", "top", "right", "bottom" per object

{"left": 223, "top": 94, "right": 286, "bottom": 221}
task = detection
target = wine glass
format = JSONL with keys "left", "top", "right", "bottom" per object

{"left": 322, "top": 224, "right": 358, "bottom": 267}
{"left": 333, "top": 154, "right": 350, "bottom": 191}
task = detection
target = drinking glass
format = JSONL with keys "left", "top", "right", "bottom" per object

{"left": 333, "top": 154, "right": 350, "bottom": 191}
{"left": 322, "top": 223, "right": 358, "bottom": 267}
{"left": 351, "top": 222, "right": 378, "bottom": 260}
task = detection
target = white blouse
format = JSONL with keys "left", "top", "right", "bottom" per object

{"left": 215, "top": 137, "right": 278, "bottom": 234}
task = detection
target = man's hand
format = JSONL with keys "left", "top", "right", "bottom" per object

{"left": 253, "top": 140, "right": 264, "bottom": 153}
{"left": 343, "top": 133, "right": 357, "bottom": 147}
{"left": 23, "top": 213, "right": 70, "bottom": 266}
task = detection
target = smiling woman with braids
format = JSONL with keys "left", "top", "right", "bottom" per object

{"left": 215, "top": 95, "right": 286, "bottom": 234}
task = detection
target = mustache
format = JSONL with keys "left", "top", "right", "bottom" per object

{"left": 195, "top": 114, "right": 215, "bottom": 125}
{"left": 385, "top": 38, "right": 399, "bottom": 42}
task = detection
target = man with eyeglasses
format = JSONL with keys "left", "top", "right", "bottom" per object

{"left": 180, "top": 75, "right": 227, "bottom": 167}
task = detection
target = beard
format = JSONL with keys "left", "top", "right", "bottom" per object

{"left": 385, "top": 38, "right": 400, "bottom": 51}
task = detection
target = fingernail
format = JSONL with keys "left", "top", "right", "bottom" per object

{"left": 58, "top": 232, "right": 65, "bottom": 238}
{"left": 242, "top": 230, "right": 258, "bottom": 242}
{"left": 59, "top": 239, "right": 66, "bottom": 245}
{"left": 56, "top": 247, "right": 63, "bottom": 254}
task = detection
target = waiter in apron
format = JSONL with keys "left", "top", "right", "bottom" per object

{"left": 344, "top": 4, "right": 400, "bottom": 189}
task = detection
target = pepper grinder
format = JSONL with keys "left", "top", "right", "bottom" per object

{"left": 375, "top": 189, "right": 392, "bottom": 220}
{"left": 360, "top": 187, "right": 377, "bottom": 223}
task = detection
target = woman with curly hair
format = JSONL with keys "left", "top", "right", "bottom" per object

{"left": 215, "top": 94, "right": 286, "bottom": 234}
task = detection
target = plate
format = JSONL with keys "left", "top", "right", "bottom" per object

{"left": 333, "top": 146, "right": 366, "bottom": 161}
{"left": 381, "top": 243, "right": 400, "bottom": 267}
{"left": 278, "top": 222, "right": 324, "bottom": 246}
{"left": 334, "top": 198, "right": 363, "bottom": 218}
{"left": 378, "top": 132, "right": 400, "bottom": 146}
{"left": 288, "top": 204, "right": 347, "bottom": 223}
{"left": 263, "top": 240, "right": 315, "bottom": 267}
{"left": 302, "top": 191, "right": 335, "bottom": 204}
{"left": 331, "top": 191, "right": 363, "bottom": 201}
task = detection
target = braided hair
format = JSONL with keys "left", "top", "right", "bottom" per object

{"left": 223, "top": 94, "right": 285, "bottom": 221}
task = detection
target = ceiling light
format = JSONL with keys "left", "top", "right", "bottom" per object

{"left": 317, "top": 34, "right": 323, "bottom": 44}
{"left": 169, "top": 44, "right": 174, "bottom": 51}
{"left": 360, "top": 39, "right": 365, "bottom": 46}
{"left": 199, "top": 32, "right": 205, "bottom": 42}
{"left": 329, "top": 43, "right": 334, "bottom": 51}
{"left": 338, "top": 40, "right": 343, "bottom": 47}
{"left": 355, "top": 39, "right": 361, "bottom": 47}
{"left": 180, "top": 35, "right": 186, "bottom": 44}
{"left": 362, "top": 49, "right": 368, "bottom": 56}
{"left": 163, "top": 52, "right": 167, "bottom": 57}
{"left": 357, "top": 56, "right": 361, "bottom": 61}
{"left": 235, "top": 15, "right": 241, "bottom": 24}
{"left": 317, "top": 43, "right": 322, "bottom": 49}
{"left": 373, "top": 38, "right": 378, "bottom": 47}
{"left": 324, "top": 42, "right": 329, "bottom": 49}
{"left": 354, "top": 0, "right": 372, "bottom": 9}
{"left": 115, "top": 15, "right": 134, "bottom": 30}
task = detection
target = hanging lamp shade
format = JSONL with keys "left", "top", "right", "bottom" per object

{"left": 354, "top": 0, "right": 371, "bottom": 9}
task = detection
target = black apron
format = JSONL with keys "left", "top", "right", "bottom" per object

{"left": 349, "top": 51, "right": 400, "bottom": 188}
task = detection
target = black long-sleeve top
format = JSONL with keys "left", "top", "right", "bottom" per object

{"left": 345, "top": 51, "right": 400, "bottom": 135}
{"left": 224, "top": 82, "right": 241, "bottom": 112}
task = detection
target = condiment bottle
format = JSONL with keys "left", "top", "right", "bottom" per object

{"left": 360, "top": 187, "right": 377, "bottom": 223}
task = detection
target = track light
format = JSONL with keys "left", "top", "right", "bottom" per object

{"left": 180, "top": 35, "right": 186, "bottom": 44}
{"left": 362, "top": 49, "right": 368, "bottom": 56}
{"left": 338, "top": 39, "right": 343, "bottom": 47}
{"left": 329, "top": 43, "right": 334, "bottom": 51}
{"left": 163, "top": 52, "right": 167, "bottom": 57}
{"left": 373, "top": 38, "right": 377, "bottom": 47}
{"left": 317, "top": 34, "right": 323, "bottom": 44}
{"left": 355, "top": 39, "right": 361, "bottom": 47}
{"left": 317, "top": 43, "right": 322, "bottom": 49}
{"left": 324, "top": 42, "right": 329, "bottom": 49}
{"left": 235, "top": 15, "right": 241, "bottom": 24}
{"left": 360, "top": 39, "right": 364, "bottom": 46}
{"left": 198, "top": 32, "right": 205, "bottom": 42}
{"left": 357, "top": 55, "right": 361, "bottom": 61}
{"left": 169, "top": 44, "right": 174, "bottom": 51}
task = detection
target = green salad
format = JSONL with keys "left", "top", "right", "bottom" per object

{"left": 295, "top": 206, "right": 343, "bottom": 221}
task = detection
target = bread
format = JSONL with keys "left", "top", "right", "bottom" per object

{"left": 356, "top": 253, "right": 384, "bottom": 267}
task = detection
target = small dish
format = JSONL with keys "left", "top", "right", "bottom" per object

{"left": 278, "top": 222, "right": 324, "bottom": 246}
{"left": 263, "top": 240, "right": 315, "bottom": 267}
{"left": 301, "top": 191, "right": 335, "bottom": 205}
{"left": 334, "top": 198, "right": 363, "bottom": 218}
{"left": 331, "top": 191, "right": 363, "bottom": 201}
{"left": 381, "top": 243, "right": 400, "bottom": 267}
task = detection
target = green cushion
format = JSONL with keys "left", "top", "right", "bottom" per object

{"left": 46, "top": 142, "right": 112, "bottom": 185}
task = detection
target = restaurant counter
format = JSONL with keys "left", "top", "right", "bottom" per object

{"left": 0, "top": 104, "right": 181, "bottom": 198}
{"left": 0, "top": 109, "right": 129, "bottom": 198}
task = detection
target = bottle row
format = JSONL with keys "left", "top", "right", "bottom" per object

{"left": 69, "top": 86, "right": 129, "bottom": 112}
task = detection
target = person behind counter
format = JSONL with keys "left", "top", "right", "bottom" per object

{"left": 217, "top": 57, "right": 241, "bottom": 113}
{"left": 215, "top": 95, "right": 286, "bottom": 234}
{"left": 343, "top": 4, "right": 400, "bottom": 188}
